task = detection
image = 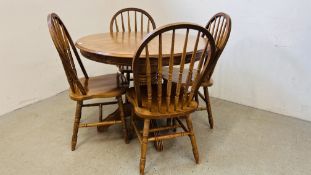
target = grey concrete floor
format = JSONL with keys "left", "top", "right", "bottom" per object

{"left": 0, "top": 91, "right": 311, "bottom": 175}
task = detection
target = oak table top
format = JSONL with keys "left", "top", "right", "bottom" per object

{"left": 75, "top": 32, "right": 206, "bottom": 66}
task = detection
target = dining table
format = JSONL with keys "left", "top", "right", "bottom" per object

{"left": 75, "top": 31, "right": 206, "bottom": 151}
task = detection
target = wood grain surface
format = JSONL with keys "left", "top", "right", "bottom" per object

{"left": 76, "top": 32, "right": 206, "bottom": 66}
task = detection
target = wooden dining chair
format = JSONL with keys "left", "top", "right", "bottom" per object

{"left": 162, "top": 13, "right": 232, "bottom": 129}
{"left": 110, "top": 8, "right": 156, "bottom": 83}
{"left": 48, "top": 13, "right": 129, "bottom": 151}
{"left": 127, "top": 23, "right": 216, "bottom": 174}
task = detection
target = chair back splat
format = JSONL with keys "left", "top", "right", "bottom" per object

{"left": 110, "top": 8, "right": 157, "bottom": 82}
{"left": 110, "top": 8, "right": 156, "bottom": 33}
{"left": 132, "top": 23, "right": 216, "bottom": 114}
{"left": 47, "top": 13, "right": 88, "bottom": 95}
{"left": 205, "top": 12, "right": 232, "bottom": 79}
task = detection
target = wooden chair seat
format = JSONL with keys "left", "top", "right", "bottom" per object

{"left": 126, "top": 85, "right": 198, "bottom": 118}
{"left": 162, "top": 66, "right": 214, "bottom": 87}
{"left": 70, "top": 73, "right": 127, "bottom": 101}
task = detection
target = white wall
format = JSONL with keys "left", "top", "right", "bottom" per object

{"left": 1, "top": 0, "right": 311, "bottom": 121}
{"left": 0, "top": 0, "right": 119, "bottom": 115}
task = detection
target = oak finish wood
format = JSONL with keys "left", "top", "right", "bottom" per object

{"left": 75, "top": 23, "right": 206, "bottom": 152}
{"left": 69, "top": 74, "right": 128, "bottom": 101}
{"left": 162, "top": 13, "right": 232, "bottom": 129}
{"left": 110, "top": 8, "right": 156, "bottom": 33}
{"left": 75, "top": 32, "right": 206, "bottom": 66}
{"left": 127, "top": 23, "right": 216, "bottom": 175}
{"left": 47, "top": 13, "right": 129, "bottom": 151}
{"left": 110, "top": 8, "right": 156, "bottom": 83}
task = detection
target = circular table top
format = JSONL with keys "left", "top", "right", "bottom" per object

{"left": 75, "top": 32, "right": 206, "bottom": 66}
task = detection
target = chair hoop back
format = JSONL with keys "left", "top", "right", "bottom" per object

{"left": 110, "top": 8, "right": 156, "bottom": 33}
{"left": 205, "top": 12, "right": 232, "bottom": 78}
{"left": 47, "top": 13, "right": 88, "bottom": 95}
{"left": 132, "top": 23, "right": 216, "bottom": 113}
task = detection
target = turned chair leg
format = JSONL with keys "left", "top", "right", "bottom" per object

{"left": 172, "top": 118, "right": 177, "bottom": 132}
{"left": 166, "top": 118, "right": 177, "bottom": 132}
{"left": 166, "top": 118, "right": 172, "bottom": 127}
{"left": 129, "top": 108, "right": 135, "bottom": 140}
{"left": 203, "top": 86, "right": 214, "bottom": 129}
{"left": 195, "top": 92, "right": 199, "bottom": 105}
{"left": 150, "top": 120, "right": 164, "bottom": 152}
{"left": 140, "top": 119, "right": 150, "bottom": 175}
{"left": 97, "top": 104, "right": 104, "bottom": 132}
{"left": 99, "top": 104, "right": 103, "bottom": 122}
{"left": 71, "top": 101, "right": 82, "bottom": 151}
{"left": 126, "top": 72, "right": 131, "bottom": 83}
{"left": 185, "top": 115, "right": 199, "bottom": 164}
{"left": 125, "top": 72, "right": 130, "bottom": 103}
{"left": 117, "top": 96, "right": 129, "bottom": 144}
